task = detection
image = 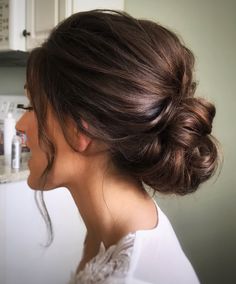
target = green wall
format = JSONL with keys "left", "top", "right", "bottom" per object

{"left": 124, "top": 1, "right": 236, "bottom": 283}
{"left": 0, "top": 67, "right": 25, "bottom": 95}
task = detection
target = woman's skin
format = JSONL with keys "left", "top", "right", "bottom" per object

{"left": 16, "top": 99, "right": 158, "bottom": 271}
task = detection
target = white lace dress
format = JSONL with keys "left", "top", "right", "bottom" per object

{"left": 68, "top": 201, "right": 200, "bottom": 284}
{"left": 68, "top": 233, "right": 135, "bottom": 284}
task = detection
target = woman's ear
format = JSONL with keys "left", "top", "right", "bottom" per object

{"left": 77, "top": 134, "right": 91, "bottom": 152}
{"left": 74, "top": 119, "right": 92, "bottom": 152}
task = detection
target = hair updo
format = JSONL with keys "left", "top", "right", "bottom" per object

{"left": 26, "top": 9, "right": 219, "bottom": 195}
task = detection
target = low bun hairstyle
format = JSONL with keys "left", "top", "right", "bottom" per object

{"left": 128, "top": 97, "right": 218, "bottom": 195}
{"left": 26, "top": 9, "right": 219, "bottom": 195}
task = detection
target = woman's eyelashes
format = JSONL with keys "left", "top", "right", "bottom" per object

{"left": 17, "top": 104, "right": 34, "bottom": 112}
{"left": 24, "top": 106, "right": 34, "bottom": 112}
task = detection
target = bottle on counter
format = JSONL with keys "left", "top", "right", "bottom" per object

{"left": 4, "top": 112, "right": 16, "bottom": 157}
{"left": 11, "top": 135, "right": 22, "bottom": 169}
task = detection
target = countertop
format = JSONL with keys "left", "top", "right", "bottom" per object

{"left": 0, "top": 153, "right": 29, "bottom": 184}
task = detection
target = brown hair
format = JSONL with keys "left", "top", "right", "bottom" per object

{"left": 27, "top": 9, "right": 219, "bottom": 196}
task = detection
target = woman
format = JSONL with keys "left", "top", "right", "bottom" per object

{"left": 16, "top": 9, "right": 218, "bottom": 284}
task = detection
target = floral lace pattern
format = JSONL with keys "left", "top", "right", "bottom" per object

{"left": 68, "top": 233, "right": 135, "bottom": 284}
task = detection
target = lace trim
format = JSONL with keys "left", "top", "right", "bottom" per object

{"left": 68, "top": 233, "right": 135, "bottom": 284}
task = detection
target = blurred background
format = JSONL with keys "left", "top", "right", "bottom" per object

{"left": 0, "top": 1, "right": 235, "bottom": 283}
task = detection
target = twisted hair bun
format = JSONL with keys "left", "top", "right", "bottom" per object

{"left": 133, "top": 97, "right": 219, "bottom": 194}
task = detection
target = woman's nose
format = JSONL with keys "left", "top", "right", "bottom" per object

{"left": 15, "top": 113, "right": 26, "bottom": 133}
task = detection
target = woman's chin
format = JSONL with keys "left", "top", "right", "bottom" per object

{"left": 27, "top": 175, "right": 59, "bottom": 191}
{"left": 27, "top": 177, "right": 43, "bottom": 190}
{"left": 27, "top": 175, "right": 47, "bottom": 190}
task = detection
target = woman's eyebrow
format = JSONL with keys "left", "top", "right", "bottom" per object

{"left": 23, "top": 83, "right": 30, "bottom": 99}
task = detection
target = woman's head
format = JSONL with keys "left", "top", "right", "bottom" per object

{"left": 23, "top": 9, "right": 219, "bottom": 194}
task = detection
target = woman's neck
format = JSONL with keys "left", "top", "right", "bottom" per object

{"left": 70, "top": 170, "right": 151, "bottom": 243}
{"left": 66, "top": 155, "right": 158, "bottom": 270}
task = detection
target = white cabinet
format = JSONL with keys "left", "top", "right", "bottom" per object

{"left": 0, "top": 0, "right": 124, "bottom": 52}
{"left": 25, "top": 0, "right": 72, "bottom": 50}
{"left": 0, "top": 0, "right": 70, "bottom": 51}
{"left": 0, "top": 0, "right": 26, "bottom": 51}
{"left": 26, "top": 0, "right": 124, "bottom": 50}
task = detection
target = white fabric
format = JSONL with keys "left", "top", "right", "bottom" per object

{"left": 69, "top": 233, "right": 135, "bottom": 284}
{"left": 69, "top": 201, "right": 200, "bottom": 284}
